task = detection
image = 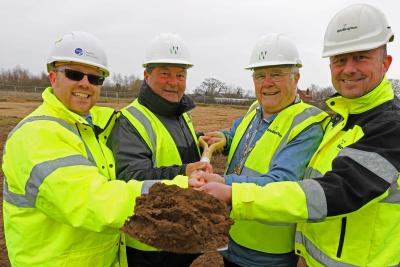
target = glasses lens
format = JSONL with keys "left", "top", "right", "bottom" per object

{"left": 87, "top": 74, "right": 105, "bottom": 85}
{"left": 64, "top": 69, "right": 84, "bottom": 81}
{"left": 62, "top": 69, "right": 104, "bottom": 85}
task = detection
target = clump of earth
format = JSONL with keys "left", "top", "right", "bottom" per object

{"left": 122, "top": 183, "right": 234, "bottom": 253}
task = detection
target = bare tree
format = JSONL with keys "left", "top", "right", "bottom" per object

{"left": 194, "top": 78, "right": 227, "bottom": 96}
{"left": 0, "top": 66, "right": 49, "bottom": 87}
{"left": 311, "top": 84, "right": 336, "bottom": 101}
{"left": 224, "top": 84, "right": 245, "bottom": 98}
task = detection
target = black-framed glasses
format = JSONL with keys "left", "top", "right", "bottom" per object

{"left": 57, "top": 69, "right": 105, "bottom": 85}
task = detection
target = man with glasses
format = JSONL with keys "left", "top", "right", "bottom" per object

{"left": 193, "top": 4, "right": 400, "bottom": 267}
{"left": 2, "top": 31, "right": 188, "bottom": 267}
{"left": 196, "top": 33, "right": 328, "bottom": 267}
{"left": 108, "top": 33, "right": 210, "bottom": 267}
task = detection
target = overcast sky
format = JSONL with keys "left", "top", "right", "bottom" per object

{"left": 1, "top": 0, "right": 399, "bottom": 93}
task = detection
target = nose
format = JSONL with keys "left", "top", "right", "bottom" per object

{"left": 341, "top": 58, "right": 358, "bottom": 75}
{"left": 167, "top": 76, "right": 178, "bottom": 86}
{"left": 262, "top": 76, "right": 275, "bottom": 87}
{"left": 78, "top": 74, "right": 91, "bottom": 87}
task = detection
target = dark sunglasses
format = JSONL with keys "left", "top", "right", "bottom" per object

{"left": 57, "top": 69, "right": 105, "bottom": 85}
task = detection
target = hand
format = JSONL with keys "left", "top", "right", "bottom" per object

{"left": 188, "top": 172, "right": 206, "bottom": 188}
{"left": 202, "top": 131, "right": 226, "bottom": 152}
{"left": 189, "top": 170, "right": 224, "bottom": 188}
{"left": 199, "top": 182, "right": 232, "bottom": 204}
{"left": 186, "top": 161, "right": 213, "bottom": 176}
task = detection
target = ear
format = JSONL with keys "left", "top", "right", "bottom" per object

{"left": 48, "top": 71, "right": 57, "bottom": 87}
{"left": 382, "top": 55, "right": 392, "bottom": 73}
{"left": 294, "top": 72, "right": 300, "bottom": 83}
{"left": 143, "top": 70, "right": 149, "bottom": 81}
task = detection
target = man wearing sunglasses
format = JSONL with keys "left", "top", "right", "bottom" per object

{"left": 108, "top": 33, "right": 209, "bottom": 267}
{"left": 193, "top": 34, "right": 328, "bottom": 267}
{"left": 2, "top": 31, "right": 188, "bottom": 267}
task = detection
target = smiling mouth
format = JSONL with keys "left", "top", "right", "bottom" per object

{"left": 340, "top": 78, "right": 363, "bottom": 83}
{"left": 72, "top": 92, "right": 90, "bottom": 98}
{"left": 164, "top": 90, "right": 178, "bottom": 93}
{"left": 262, "top": 92, "right": 279, "bottom": 96}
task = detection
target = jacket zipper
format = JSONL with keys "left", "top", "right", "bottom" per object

{"left": 336, "top": 217, "right": 347, "bottom": 258}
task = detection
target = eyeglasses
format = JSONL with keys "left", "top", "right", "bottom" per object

{"left": 252, "top": 71, "right": 293, "bottom": 83}
{"left": 56, "top": 69, "right": 105, "bottom": 85}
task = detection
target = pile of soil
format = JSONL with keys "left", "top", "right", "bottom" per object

{"left": 122, "top": 183, "right": 233, "bottom": 254}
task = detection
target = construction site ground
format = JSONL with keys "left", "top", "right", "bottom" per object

{"left": 0, "top": 92, "right": 247, "bottom": 267}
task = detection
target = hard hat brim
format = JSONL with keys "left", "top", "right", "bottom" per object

{"left": 47, "top": 56, "right": 110, "bottom": 77}
{"left": 245, "top": 61, "right": 302, "bottom": 70}
{"left": 322, "top": 35, "right": 394, "bottom": 58}
{"left": 143, "top": 59, "right": 193, "bottom": 68}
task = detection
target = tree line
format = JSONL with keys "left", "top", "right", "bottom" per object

{"left": 0, "top": 66, "right": 143, "bottom": 98}
{"left": 0, "top": 66, "right": 399, "bottom": 101}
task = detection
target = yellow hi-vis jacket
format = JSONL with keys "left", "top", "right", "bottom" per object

{"left": 120, "top": 99, "right": 200, "bottom": 250}
{"left": 230, "top": 78, "right": 400, "bottom": 266}
{"left": 2, "top": 87, "right": 188, "bottom": 267}
{"left": 226, "top": 101, "right": 329, "bottom": 254}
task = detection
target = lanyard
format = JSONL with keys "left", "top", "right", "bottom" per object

{"left": 234, "top": 115, "right": 263, "bottom": 175}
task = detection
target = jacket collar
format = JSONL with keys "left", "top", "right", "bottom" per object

{"left": 326, "top": 77, "right": 394, "bottom": 116}
{"left": 138, "top": 82, "right": 195, "bottom": 117}
{"left": 42, "top": 87, "right": 114, "bottom": 127}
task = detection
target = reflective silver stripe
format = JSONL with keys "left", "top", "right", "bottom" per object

{"left": 273, "top": 107, "right": 323, "bottom": 162}
{"left": 304, "top": 167, "right": 323, "bottom": 179}
{"left": 295, "top": 231, "right": 358, "bottom": 267}
{"left": 338, "top": 148, "right": 399, "bottom": 184}
{"left": 246, "top": 102, "right": 259, "bottom": 115}
{"left": 3, "top": 155, "right": 93, "bottom": 207}
{"left": 7, "top": 116, "right": 78, "bottom": 141}
{"left": 141, "top": 180, "right": 160, "bottom": 194}
{"left": 380, "top": 181, "right": 400, "bottom": 204}
{"left": 298, "top": 179, "right": 327, "bottom": 221}
{"left": 127, "top": 106, "right": 157, "bottom": 166}
{"left": 5, "top": 115, "right": 94, "bottom": 163}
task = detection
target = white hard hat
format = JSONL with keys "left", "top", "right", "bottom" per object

{"left": 143, "top": 33, "right": 193, "bottom": 68}
{"left": 245, "top": 33, "right": 302, "bottom": 70}
{"left": 47, "top": 31, "right": 109, "bottom": 77}
{"left": 322, "top": 4, "right": 394, "bottom": 58}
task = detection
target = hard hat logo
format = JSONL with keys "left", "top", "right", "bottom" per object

{"left": 337, "top": 24, "right": 358, "bottom": 33}
{"left": 170, "top": 46, "right": 179, "bottom": 55}
{"left": 74, "top": 48, "right": 84, "bottom": 56}
{"left": 258, "top": 51, "right": 268, "bottom": 61}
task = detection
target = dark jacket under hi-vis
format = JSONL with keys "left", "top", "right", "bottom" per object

{"left": 108, "top": 82, "right": 200, "bottom": 251}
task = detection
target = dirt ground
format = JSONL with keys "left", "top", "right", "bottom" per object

{"left": 0, "top": 94, "right": 246, "bottom": 267}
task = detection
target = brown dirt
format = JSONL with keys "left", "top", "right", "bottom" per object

{"left": 122, "top": 183, "right": 233, "bottom": 254}
{"left": 0, "top": 95, "right": 247, "bottom": 267}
